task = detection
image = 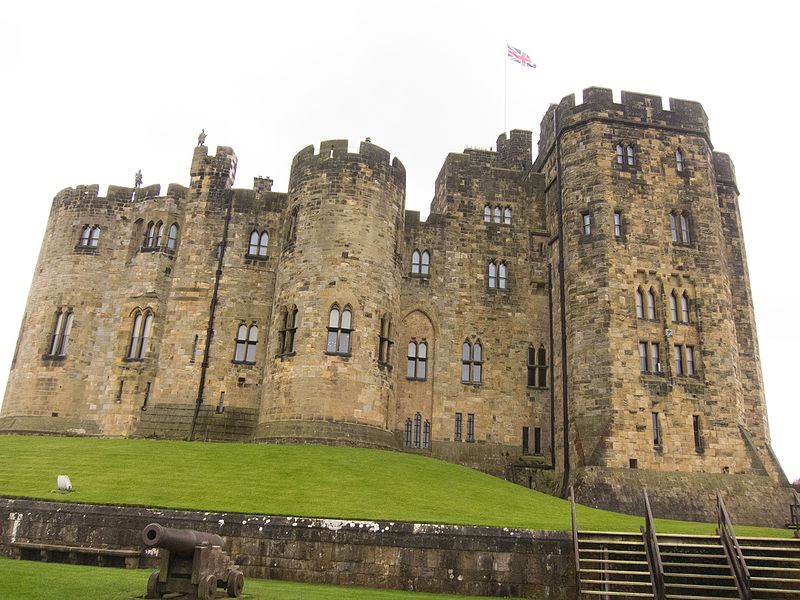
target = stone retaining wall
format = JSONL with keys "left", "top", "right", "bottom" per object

{"left": 0, "top": 498, "right": 575, "bottom": 599}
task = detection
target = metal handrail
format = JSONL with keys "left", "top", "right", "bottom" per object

{"left": 570, "top": 486, "right": 582, "bottom": 598}
{"left": 717, "top": 491, "right": 751, "bottom": 600}
{"left": 641, "top": 489, "right": 666, "bottom": 600}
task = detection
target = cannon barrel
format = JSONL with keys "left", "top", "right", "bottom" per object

{"left": 142, "top": 523, "right": 224, "bottom": 556}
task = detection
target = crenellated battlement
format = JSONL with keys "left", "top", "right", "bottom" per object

{"left": 537, "top": 87, "right": 710, "bottom": 159}
{"left": 50, "top": 182, "right": 188, "bottom": 213}
{"left": 289, "top": 139, "right": 405, "bottom": 191}
{"left": 190, "top": 144, "right": 238, "bottom": 188}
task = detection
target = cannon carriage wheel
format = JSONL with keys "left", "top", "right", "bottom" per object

{"left": 226, "top": 570, "right": 244, "bottom": 597}
{"left": 199, "top": 573, "right": 218, "bottom": 600}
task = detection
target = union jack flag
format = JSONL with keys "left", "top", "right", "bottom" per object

{"left": 507, "top": 44, "right": 536, "bottom": 69}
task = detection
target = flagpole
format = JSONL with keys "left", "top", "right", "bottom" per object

{"left": 504, "top": 41, "right": 508, "bottom": 135}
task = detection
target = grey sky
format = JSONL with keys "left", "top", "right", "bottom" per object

{"left": 1, "top": 1, "right": 797, "bottom": 482}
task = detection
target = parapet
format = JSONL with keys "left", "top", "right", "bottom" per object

{"left": 713, "top": 152, "right": 738, "bottom": 190}
{"left": 496, "top": 129, "right": 532, "bottom": 169}
{"left": 134, "top": 184, "right": 162, "bottom": 201}
{"left": 537, "top": 87, "right": 711, "bottom": 159}
{"left": 190, "top": 145, "right": 238, "bottom": 188}
{"left": 289, "top": 139, "right": 405, "bottom": 190}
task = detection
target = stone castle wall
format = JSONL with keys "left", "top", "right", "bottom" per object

{"left": 0, "top": 88, "right": 791, "bottom": 525}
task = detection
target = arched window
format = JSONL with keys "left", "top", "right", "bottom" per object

{"left": 488, "top": 261, "right": 497, "bottom": 289}
{"left": 670, "top": 291, "right": 679, "bottom": 322}
{"left": 537, "top": 346, "right": 547, "bottom": 387}
{"left": 285, "top": 207, "right": 299, "bottom": 247}
{"left": 166, "top": 224, "right": 178, "bottom": 251}
{"left": 411, "top": 250, "right": 421, "bottom": 274}
{"left": 234, "top": 323, "right": 258, "bottom": 363}
{"left": 248, "top": 230, "right": 260, "bottom": 255}
{"left": 326, "top": 305, "right": 352, "bottom": 355}
{"left": 679, "top": 214, "right": 691, "bottom": 244}
{"left": 498, "top": 262, "right": 507, "bottom": 289}
{"left": 144, "top": 222, "right": 155, "bottom": 248}
{"left": 259, "top": 231, "right": 268, "bottom": 257}
{"left": 286, "top": 306, "right": 298, "bottom": 353}
{"left": 420, "top": 251, "right": 430, "bottom": 275}
{"left": 48, "top": 309, "right": 74, "bottom": 357}
{"left": 404, "top": 418, "right": 412, "bottom": 447}
{"left": 483, "top": 205, "right": 491, "bottom": 222}
{"left": 155, "top": 222, "right": 164, "bottom": 247}
{"left": 616, "top": 144, "right": 624, "bottom": 164}
{"left": 681, "top": 292, "right": 690, "bottom": 323}
{"left": 378, "top": 314, "right": 393, "bottom": 365}
{"left": 626, "top": 145, "right": 635, "bottom": 166}
{"left": 407, "top": 340, "right": 427, "bottom": 380}
{"left": 89, "top": 226, "right": 100, "bottom": 247}
{"left": 503, "top": 207, "right": 512, "bottom": 225}
{"left": 413, "top": 412, "right": 422, "bottom": 448}
{"left": 423, "top": 420, "right": 430, "bottom": 449}
{"left": 79, "top": 225, "right": 91, "bottom": 247}
{"left": 676, "top": 149, "right": 685, "bottom": 173}
{"left": 493, "top": 206, "right": 501, "bottom": 224}
{"left": 527, "top": 346, "right": 536, "bottom": 387}
{"left": 669, "top": 212, "right": 678, "bottom": 242}
{"left": 646, "top": 289, "right": 656, "bottom": 320}
{"left": 635, "top": 288, "right": 644, "bottom": 319}
{"left": 127, "top": 309, "right": 153, "bottom": 360}
{"left": 461, "top": 340, "right": 482, "bottom": 383}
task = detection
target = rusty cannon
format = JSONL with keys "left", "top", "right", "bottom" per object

{"left": 142, "top": 523, "right": 244, "bottom": 599}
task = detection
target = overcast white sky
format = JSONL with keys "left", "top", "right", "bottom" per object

{"left": 1, "top": 2, "right": 797, "bottom": 482}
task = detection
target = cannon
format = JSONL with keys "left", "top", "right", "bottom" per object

{"left": 142, "top": 523, "right": 244, "bottom": 599}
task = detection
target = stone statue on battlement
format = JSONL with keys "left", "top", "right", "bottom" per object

{"left": 197, "top": 129, "right": 206, "bottom": 147}
{"left": 135, "top": 170, "right": 143, "bottom": 188}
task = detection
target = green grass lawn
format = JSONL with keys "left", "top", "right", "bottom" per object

{"left": 0, "top": 557, "right": 484, "bottom": 600}
{"left": 0, "top": 435, "right": 791, "bottom": 538}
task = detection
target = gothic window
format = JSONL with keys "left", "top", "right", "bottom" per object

{"left": 326, "top": 305, "right": 352, "bottom": 355}
{"left": 639, "top": 341, "right": 648, "bottom": 372}
{"left": 454, "top": 412, "right": 462, "bottom": 441}
{"left": 582, "top": 213, "right": 592, "bottom": 235}
{"left": 285, "top": 206, "right": 299, "bottom": 247}
{"left": 674, "top": 344, "right": 684, "bottom": 375}
{"left": 616, "top": 144, "right": 624, "bottom": 164}
{"left": 615, "top": 143, "right": 635, "bottom": 167}
{"left": 248, "top": 230, "right": 268, "bottom": 257}
{"left": 248, "top": 230, "right": 260, "bottom": 255}
{"left": 626, "top": 145, "right": 635, "bottom": 166}
{"left": 483, "top": 205, "right": 491, "bottom": 222}
{"left": 498, "top": 262, "right": 507, "bottom": 289}
{"left": 234, "top": 323, "right": 258, "bottom": 364}
{"left": 686, "top": 345, "right": 695, "bottom": 375}
{"left": 144, "top": 222, "right": 156, "bottom": 248}
{"left": 669, "top": 291, "right": 678, "bottom": 322}
{"left": 651, "top": 342, "right": 660, "bottom": 373}
{"left": 675, "top": 149, "right": 685, "bottom": 173}
{"left": 80, "top": 225, "right": 91, "bottom": 247}
{"left": 378, "top": 315, "right": 393, "bottom": 366}
{"left": 635, "top": 288, "right": 645, "bottom": 319}
{"left": 680, "top": 214, "right": 691, "bottom": 244}
{"left": 493, "top": 206, "right": 501, "bottom": 224}
{"left": 278, "top": 306, "right": 298, "bottom": 355}
{"left": 420, "top": 250, "right": 430, "bottom": 275}
{"left": 406, "top": 340, "right": 427, "bottom": 380}
{"left": 503, "top": 207, "right": 512, "bottom": 225}
{"left": 423, "top": 420, "right": 430, "bottom": 449}
{"left": 127, "top": 309, "right": 153, "bottom": 360}
{"left": 259, "top": 231, "right": 268, "bottom": 256}
{"left": 488, "top": 261, "right": 497, "bottom": 288}
{"left": 467, "top": 413, "right": 475, "bottom": 442}
{"left": 404, "top": 418, "right": 412, "bottom": 447}
{"left": 527, "top": 345, "right": 548, "bottom": 388}
{"left": 671, "top": 211, "right": 692, "bottom": 245}
{"left": 646, "top": 288, "right": 656, "bottom": 320}
{"left": 461, "top": 340, "right": 482, "bottom": 383}
{"left": 413, "top": 412, "right": 422, "bottom": 448}
{"left": 670, "top": 213, "right": 678, "bottom": 242}
{"left": 47, "top": 309, "right": 74, "bottom": 357}
{"left": 166, "top": 224, "right": 179, "bottom": 251}
{"left": 155, "top": 222, "right": 164, "bottom": 247}
{"left": 411, "top": 250, "right": 420, "bottom": 274}
{"left": 681, "top": 292, "right": 690, "bottom": 323}
{"left": 613, "top": 211, "right": 623, "bottom": 238}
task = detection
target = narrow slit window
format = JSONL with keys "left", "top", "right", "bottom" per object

{"left": 613, "top": 212, "right": 622, "bottom": 238}
{"left": 488, "top": 262, "right": 497, "bottom": 289}
{"left": 681, "top": 292, "right": 690, "bottom": 323}
{"left": 636, "top": 288, "right": 644, "bottom": 319}
{"left": 467, "top": 413, "right": 475, "bottom": 441}
{"left": 686, "top": 345, "right": 695, "bottom": 375}
{"left": 674, "top": 344, "right": 684, "bottom": 375}
{"left": 420, "top": 251, "right": 430, "bottom": 275}
{"left": 498, "top": 262, "right": 507, "bottom": 289}
{"left": 646, "top": 289, "right": 656, "bottom": 320}
{"left": 670, "top": 291, "right": 679, "bottom": 322}
{"left": 454, "top": 412, "right": 462, "bottom": 441}
{"left": 676, "top": 149, "right": 685, "bottom": 173}
{"left": 652, "top": 412, "right": 662, "bottom": 447}
{"left": 639, "top": 341, "right": 648, "bottom": 373}
{"left": 166, "top": 224, "right": 178, "bottom": 251}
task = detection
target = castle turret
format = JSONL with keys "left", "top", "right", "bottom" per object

{"left": 254, "top": 139, "right": 405, "bottom": 447}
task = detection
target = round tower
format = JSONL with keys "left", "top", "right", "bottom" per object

{"left": 254, "top": 139, "right": 405, "bottom": 448}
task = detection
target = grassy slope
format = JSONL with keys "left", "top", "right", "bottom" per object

{"left": 0, "top": 435, "right": 791, "bottom": 538}
{"left": 0, "top": 557, "right": 483, "bottom": 600}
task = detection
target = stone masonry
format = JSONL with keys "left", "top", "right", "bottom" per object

{"left": 0, "top": 88, "right": 792, "bottom": 525}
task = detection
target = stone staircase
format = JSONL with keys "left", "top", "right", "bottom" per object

{"left": 571, "top": 487, "right": 800, "bottom": 600}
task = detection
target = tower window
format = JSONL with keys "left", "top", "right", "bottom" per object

{"left": 616, "top": 144, "right": 624, "bottom": 164}
{"left": 522, "top": 426, "right": 529, "bottom": 454}
{"left": 378, "top": 315, "right": 394, "bottom": 366}
{"left": 248, "top": 229, "right": 269, "bottom": 257}
{"left": 615, "top": 143, "right": 635, "bottom": 167}
{"left": 493, "top": 206, "right": 501, "bottom": 224}
{"left": 503, "top": 207, "right": 512, "bottom": 225}
{"left": 406, "top": 340, "right": 428, "bottom": 380}
{"left": 488, "top": 261, "right": 497, "bottom": 288}
{"left": 411, "top": 250, "right": 430, "bottom": 276}
{"left": 420, "top": 250, "right": 430, "bottom": 275}
{"left": 639, "top": 341, "right": 648, "bottom": 373}
{"left": 411, "top": 250, "right": 420, "bottom": 274}
{"left": 326, "top": 305, "right": 352, "bottom": 355}
{"left": 676, "top": 149, "right": 685, "bottom": 173}
{"left": 144, "top": 222, "right": 156, "bottom": 248}
{"left": 626, "top": 145, "right": 635, "bottom": 166}
{"left": 454, "top": 412, "right": 462, "bottom": 441}
{"left": 686, "top": 345, "right": 695, "bottom": 375}
{"left": 652, "top": 412, "right": 662, "bottom": 447}
{"left": 646, "top": 288, "right": 656, "bottom": 320}
{"left": 498, "top": 262, "right": 507, "bottom": 289}
{"left": 527, "top": 345, "right": 547, "bottom": 388}
{"left": 166, "top": 223, "right": 179, "bottom": 251}
{"left": 670, "top": 291, "right": 678, "bottom": 322}
{"left": 681, "top": 292, "right": 690, "bottom": 323}
{"left": 155, "top": 222, "right": 164, "bottom": 247}
{"left": 534, "top": 427, "right": 542, "bottom": 454}
{"left": 651, "top": 342, "right": 661, "bottom": 373}
{"left": 635, "top": 288, "right": 644, "bottom": 319}
{"left": 234, "top": 323, "right": 258, "bottom": 364}
{"left": 461, "top": 340, "right": 483, "bottom": 383}
{"left": 278, "top": 306, "right": 298, "bottom": 355}
{"left": 127, "top": 309, "right": 153, "bottom": 360}
{"left": 693, "top": 415, "right": 703, "bottom": 452}
{"left": 671, "top": 211, "right": 692, "bottom": 245}
{"left": 582, "top": 213, "right": 592, "bottom": 235}
{"left": 285, "top": 207, "right": 299, "bottom": 247}
{"left": 47, "top": 309, "right": 74, "bottom": 357}
{"left": 674, "top": 344, "right": 684, "bottom": 375}
{"left": 483, "top": 205, "right": 491, "bottom": 223}
{"left": 79, "top": 225, "right": 101, "bottom": 248}
{"left": 613, "top": 211, "right": 622, "bottom": 238}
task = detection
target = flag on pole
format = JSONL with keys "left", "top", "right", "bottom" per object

{"left": 507, "top": 44, "right": 536, "bottom": 69}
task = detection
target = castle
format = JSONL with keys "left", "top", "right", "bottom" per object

{"left": 1, "top": 88, "right": 792, "bottom": 525}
